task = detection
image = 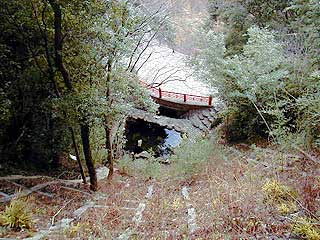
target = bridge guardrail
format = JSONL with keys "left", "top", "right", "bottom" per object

{"left": 139, "top": 81, "right": 212, "bottom": 106}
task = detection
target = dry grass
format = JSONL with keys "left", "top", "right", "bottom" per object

{"left": 1, "top": 138, "right": 319, "bottom": 239}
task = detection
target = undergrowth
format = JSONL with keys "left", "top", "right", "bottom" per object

{"left": 2, "top": 136, "right": 319, "bottom": 239}
{"left": 0, "top": 196, "right": 33, "bottom": 230}
{"left": 293, "top": 217, "right": 320, "bottom": 240}
{"left": 170, "top": 137, "right": 217, "bottom": 180}
{"left": 118, "top": 154, "right": 162, "bottom": 180}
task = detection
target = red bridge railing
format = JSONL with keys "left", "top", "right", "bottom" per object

{"left": 140, "top": 81, "right": 212, "bottom": 106}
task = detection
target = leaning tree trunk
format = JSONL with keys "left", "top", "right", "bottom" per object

{"left": 80, "top": 124, "right": 97, "bottom": 191}
{"left": 70, "top": 127, "right": 87, "bottom": 184}
{"left": 49, "top": 0, "right": 96, "bottom": 187}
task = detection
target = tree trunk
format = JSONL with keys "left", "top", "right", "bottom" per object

{"left": 49, "top": 0, "right": 94, "bottom": 187}
{"left": 105, "top": 59, "right": 114, "bottom": 181}
{"left": 48, "top": 0, "right": 73, "bottom": 91}
{"left": 70, "top": 127, "right": 87, "bottom": 184}
{"left": 80, "top": 124, "right": 97, "bottom": 191}
{"left": 105, "top": 126, "right": 114, "bottom": 181}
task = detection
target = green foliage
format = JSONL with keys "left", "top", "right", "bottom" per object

{"left": 118, "top": 154, "right": 162, "bottom": 180}
{"left": 288, "top": 0, "right": 320, "bottom": 65}
{"left": 204, "top": 0, "right": 320, "bottom": 147}
{"left": 195, "top": 22, "right": 319, "bottom": 146}
{"left": 195, "top": 26, "right": 289, "bottom": 141}
{"left": 0, "top": 197, "right": 33, "bottom": 230}
{"left": 170, "top": 138, "right": 214, "bottom": 179}
{"left": 0, "top": 0, "right": 159, "bottom": 170}
{"left": 208, "top": 0, "right": 290, "bottom": 55}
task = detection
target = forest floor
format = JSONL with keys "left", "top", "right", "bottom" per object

{"left": 1, "top": 140, "right": 320, "bottom": 240}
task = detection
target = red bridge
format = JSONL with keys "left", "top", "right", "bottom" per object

{"left": 140, "top": 81, "right": 213, "bottom": 111}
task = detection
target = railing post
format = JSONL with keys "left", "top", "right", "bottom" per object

{"left": 159, "top": 88, "right": 162, "bottom": 98}
{"left": 184, "top": 94, "right": 187, "bottom": 102}
{"left": 208, "top": 96, "right": 213, "bottom": 106}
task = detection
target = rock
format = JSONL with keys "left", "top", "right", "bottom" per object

{"left": 157, "top": 158, "right": 171, "bottom": 165}
{"left": 69, "top": 154, "right": 77, "bottom": 161}
{"left": 167, "top": 125, "right": 173, "bottom": 130}
{"left": 208, "top": 116, "right": 215, "bottom": 122}
{"left": 209, "top": 109, "right": 217, "bottom": 117}
{"left": 190, "top": 115, "right": 203, "bottom": 129}
{"left": 198, "top": 114, "right": 205, "bottom": 120}
{"left": 197, "top": 124, "right": 205, "bottom": 131}
{"left": 202, "top": 110, "right": 210, "bottom": 117}
{"left": 135, "top": 151, "right": 152, "bottom": 159}
{"left": 201, "top": 118, "right": 211, "bottom": 128}
{"left": 174, "top": 126, "right": 182, "bottom": 133}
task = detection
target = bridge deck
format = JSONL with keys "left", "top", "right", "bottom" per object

{"left": 140, "top": 81, "right": 212, "bottom": 109}
{"left": 151, "top": 94, "right": 210, "bottom": 107}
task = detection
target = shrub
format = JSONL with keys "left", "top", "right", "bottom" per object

{"left": 262, "top": 179, "right": 296, "bottom": 203}
{"left": 277, "top": 202, "right": 298, "bottom": 215}
{"left": 170, "top": 137, "right": 215, "bottom": 179}
{"left": 292, "top": 217, "right": 320, "bottom": 240}
{"left": 0, "top": 197, "right": 33, "bottom": 230}
{"left": 194, "top": 25, "right": 320, "bottom": 147}
{"left": 118, "top": 154, "right": 162, "bottom": 180}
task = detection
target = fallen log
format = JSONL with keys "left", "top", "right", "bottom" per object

{"left": 0, "top": 179, "right": 91, "bottom": 203}
{"left": 6, "top": 180, "right": 54, "bottom": 199}
{"left": 0, "top": 175, "right": 54, "bottom": 181}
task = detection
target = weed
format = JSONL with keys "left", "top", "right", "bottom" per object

{"left": 277, "top": 202, "right": 298, "bottom": 215}
{"left": 118, "top": 154, "right": 162, "bottom": 180}
{"left": 170, "top": 138, "right": 215, "bottom": 179}
{"left": 64, "top": 223, "right": 82, "bottom": 238}
{"left": 0, "top": 197, "right": 33, "bottom": 230}
{"left": 262, "top": 179, "right": 296, "bottom": 203}
{"left": 292, "top": 217, "right": 320, "bottom": 240}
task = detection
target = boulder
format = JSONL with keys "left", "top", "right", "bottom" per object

{"left": 201, "top": 118, "right": 211, "bottom": 128}
{"left": 198, "top": 114, "right": 205, "bottom": 120}
{"left": 202, "top": 110, "right": 211, "bottom": 117}
{"left": 135, "top": 151, "right": 152, "bottom": 159}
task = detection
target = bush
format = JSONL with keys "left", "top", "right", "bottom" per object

{"left": 118, "top": 154, "right": 162, "bottom": 180}
{"left": 0, "top": 197, "right": 33, "bottom": 230}
{"left": 170, "top": 137, "right": 215, "bottom": 179}
{"left": 194, "top": 25, "right": 320, "bottom": 147}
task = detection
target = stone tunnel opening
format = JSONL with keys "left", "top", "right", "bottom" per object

{"left": 158, "top": 106, "right": 188, "bottom": 119}
{"left": 124, "top": 118, "right": 182, "bottom": 158}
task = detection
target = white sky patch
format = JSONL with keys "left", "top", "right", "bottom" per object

{"left": 137, "top": 42, "right": 212, "bottom": 96}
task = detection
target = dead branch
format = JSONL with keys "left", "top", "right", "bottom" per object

{"left": 126, "top": 31, "right": 148, "bottom": 71}
{"left": 0, "top": 175, "right": 54, "bottom": 181}
{"left": 0, "top": 178, "right": 90, "bottom": 203}
{"left": 136, "top": 51, "right": 153, "bottom": 73}
{"left": 0, "top": 181, "right": 59, "bottom": 203}
{"left": 294, "top": 146, "right": 320, "bottom": 165}
{"left": 0, "top": 192, "right": 9, "bottom": 197}
{"left": 51, "top": 197, "right": 75, "bottom": 226}
{"left": 130, "top": 18, "right": 167, "bottom": 72}
{"left": 60, "top": 186, "right": 91, "bottom": 196}
{"left": 6, "top": 180, "right": 54, "bottom": 199}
